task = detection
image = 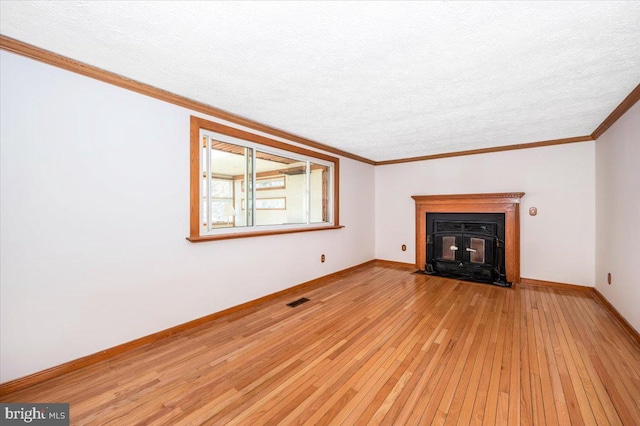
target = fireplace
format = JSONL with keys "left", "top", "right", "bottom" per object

{"left": 425, "top": 212, "right": 508, "bottom": 286}
{"left": 412, "top": 193, "right": 524, "bottom": 285}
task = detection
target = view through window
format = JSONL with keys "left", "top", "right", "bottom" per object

{"left": 190, "top": 117, "right": 339, "bottom": 240}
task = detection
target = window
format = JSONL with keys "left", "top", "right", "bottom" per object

{"left": 189, "top": 116, "right": 340, "bottom": 241}
{"left": 204, "top": 178, "right": 234, "bottom": 226}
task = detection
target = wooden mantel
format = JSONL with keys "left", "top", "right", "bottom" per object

{"left": 412, "top": 192, "right": 525, "bottom": 284}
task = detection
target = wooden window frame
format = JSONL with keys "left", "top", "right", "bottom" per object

{"left": 188, "top": 116, "right": 341, "bottom": 242}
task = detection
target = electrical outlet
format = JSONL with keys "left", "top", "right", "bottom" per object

{"left": 607, "top": 272, "right": 612, "bottom": 285}
{"left": 321, "top": 254, "right": 325, "bottom": 263}
{"left": 401, "top": 244, "right": 407, "bottom": 251}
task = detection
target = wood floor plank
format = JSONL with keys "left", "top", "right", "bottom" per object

{"left": 550, "top": 289, "right": 614, "bottom": 425}
{"left": 395, "top": 282, "right": 475, "bottom": 424}
{"left": 440, "top": 288, "right": 498, "bottom": 425}
{"left": 524, "top": 287, "right": 547, "bottom": 426}
{"left": 537, "top": 288, "right": 580, "bottom": 426}
{"left": 496, "top": 290, "right": 514, "bottom": 426}
{"left": 541, "top": 288, "right": 599, "bottom": 424}
{"left": 2, "top": 264, "right": 640, "bottom": 425}
{"left": 481, "top": 290, "right": 507, "bottom": 426}
{"left": 450, "top": 289, "right": 500, "bottom": 425}
{"left": 418, "top": 286, "right": 495, "bottom": 425}
{"left": 530, "top": 288, "right": 559, "bottom": 426}
{"left": 558, "top": 290, "right": 634, "bottom": 424}
{"left": 507, "top": 283, "right": 522, "bottom": 426}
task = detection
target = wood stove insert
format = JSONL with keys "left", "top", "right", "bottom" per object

{"left": 426, "top": 213, "right": 507, "bottom": 286}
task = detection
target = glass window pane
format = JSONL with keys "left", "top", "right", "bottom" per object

{"left": 256, "top": 197, "right": 286, "bottom": 209}
{"left": 255, "top": 151, "right": 306, "bottom": 226}
{"left": 210, "top": 179, "right": 232, "bottom": 198}
{"left": 255, "top": 177, "right": 285, "bottom": 190}
{"left": 211, "top": 199, "right": 233, "bottom": 224}
{"left": 203, "top": 138, "right": 252, "bottom": 230}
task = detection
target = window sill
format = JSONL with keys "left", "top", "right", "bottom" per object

{"left": 186, "top": 225, "right": 344, "bottom": 243}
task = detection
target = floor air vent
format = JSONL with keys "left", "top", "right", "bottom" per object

{"left": 287, "top": 297, "right": 310, "bottom": 308}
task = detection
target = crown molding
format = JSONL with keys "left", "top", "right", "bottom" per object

{"left": 0, "top": 35, "right": 375, "bottom": 165}
{"left": 591, "top": 83, "right": 640, "bottom": 140}
{"left": 375, "top": 136, "right": 594, "bottom": 165}
{"left": 377, "top": 82, "right": 639, "bottom": 166}
{"left": 2, "top": 35, "right": 636, "bottom": 167}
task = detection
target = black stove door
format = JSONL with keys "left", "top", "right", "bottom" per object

{"left": 462, "top": 235, "right": 495, "bottom": 266}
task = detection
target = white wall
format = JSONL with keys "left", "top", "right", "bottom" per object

{"left": 375, "top": 142, "right": 596, "bottom": 286}
{"left": 0, "top": 51, "right": 375, "bottom": 383}
{"left": 595, "top": 101, "right": 640, "bottom": 333}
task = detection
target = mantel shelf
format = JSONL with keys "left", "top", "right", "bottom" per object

{"left": 412, "top": 192, "right": 525, "bottom": 203}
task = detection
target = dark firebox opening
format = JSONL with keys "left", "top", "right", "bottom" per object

{"left": 424, "top": 212, "right": 510, "bottom": 287}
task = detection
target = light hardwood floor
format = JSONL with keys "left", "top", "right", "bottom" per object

{"left": 2, "top": 262, "right": 640, "bottom": 425}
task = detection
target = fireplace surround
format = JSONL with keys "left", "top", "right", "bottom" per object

{"left": 412, "top": 193, "right": 525, "bottom": 284}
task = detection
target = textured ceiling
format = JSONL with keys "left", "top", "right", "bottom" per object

{"left": 1, "top": 1, "right": 639, "bottom": 162}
